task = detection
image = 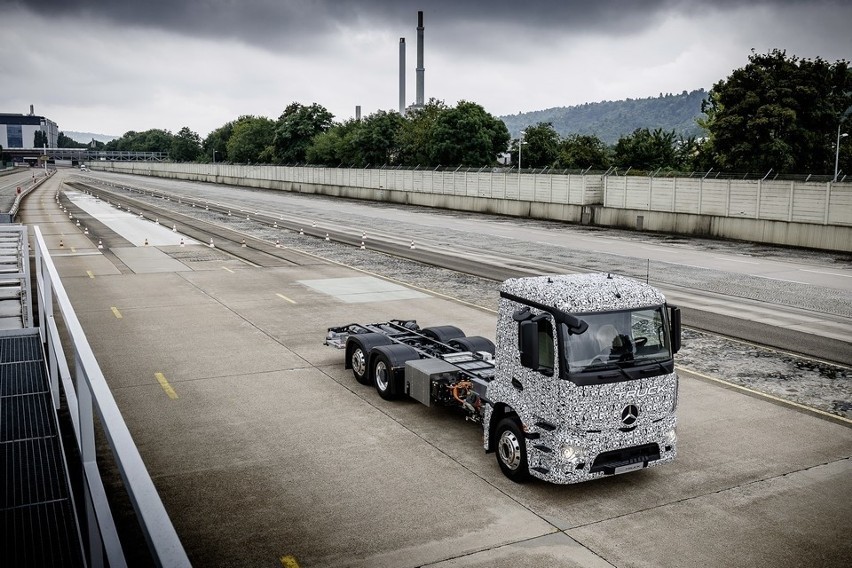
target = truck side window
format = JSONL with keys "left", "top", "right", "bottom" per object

{"left": 538, "top": 319, "right": 554, "bottom": 374}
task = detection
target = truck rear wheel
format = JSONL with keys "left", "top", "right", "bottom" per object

{"left": 351, "top": 345, "right": 370, "bottom": 384}
{"left": 348, "top": 333, "right": 392, "bottom": 385}
{"left": 421, "top": 325, "right": 465, "bottom": 343}
{"left": 495, "top": 418, "right": 530, "bottom": 482}
{"left": 449, "top": 336, "right": 495, "bottom": 356}
{"left": 372, "top": 353, "right": 397, "bottom": 400}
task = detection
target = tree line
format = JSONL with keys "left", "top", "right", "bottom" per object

{"left": 57, "top": 50, "right": 852, "bottom": 177}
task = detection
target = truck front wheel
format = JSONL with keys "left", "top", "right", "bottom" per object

{"left": 495, "top": 418, "right": 530, "bottom": 482}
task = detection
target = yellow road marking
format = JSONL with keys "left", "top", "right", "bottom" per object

{"left": 276, "top": 293, "right": 297, "bottom": 304}
{"left": 86, "top": 270, "right": 95, "bottom": 279}
{"left": 279, "top": 555, "right": 300, "bottom": 568}
{"left": 111, "top": 307, "right": 123, "bottom": 319}
{"left": 222, "top": 266, "right": 234, "bottom": 273}
{"left": 155, "top": 372, "right": 179, "bottom": 399}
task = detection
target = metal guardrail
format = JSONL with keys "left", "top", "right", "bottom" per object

{"left": 33, "top": 225, "right": 190, "bottom": 567}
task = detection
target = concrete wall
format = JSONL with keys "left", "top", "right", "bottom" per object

{"left": 87, "top": 162, "right": 852, "bottom": 252}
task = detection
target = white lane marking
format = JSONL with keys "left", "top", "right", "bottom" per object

{"left": 799, "top": 269, "right": 852, "bottom": 279}
{"left": 713, "top": 257, "right": 761, "bottom": 265}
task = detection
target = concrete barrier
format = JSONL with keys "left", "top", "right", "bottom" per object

{"left": 86, "top": 162, "right": 852, "bottom": 252}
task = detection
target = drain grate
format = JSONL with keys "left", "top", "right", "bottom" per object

{"left": 1, "top": 332, "right": 84, "bottom": 567}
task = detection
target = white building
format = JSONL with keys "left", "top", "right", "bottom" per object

{"left": 0, "top": 107, "right": 59, "bottom": 149}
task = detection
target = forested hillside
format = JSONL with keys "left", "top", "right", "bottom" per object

{"left": 500, "top": 89, "right": 707, "bottom": 144}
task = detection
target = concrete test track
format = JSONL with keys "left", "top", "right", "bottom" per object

{"left": 16, "top": 170, "right": 852, "bottom": 567}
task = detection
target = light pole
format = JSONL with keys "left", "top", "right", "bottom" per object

{"left": 212, "top": 149, "right": 218, "bottom": 164}
{"left": 834, "top": 124, "right": 848, "bottom": 183}
{"left": 518, "top": 130, "right": 526, "bottom": 192}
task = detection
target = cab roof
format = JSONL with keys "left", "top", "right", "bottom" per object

{"left": 500, "top": 273, "right": 666, "bottom": 314}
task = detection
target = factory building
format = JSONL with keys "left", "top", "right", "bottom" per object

{"left": 0, "top": 105, "right": 59, "bottom": 149}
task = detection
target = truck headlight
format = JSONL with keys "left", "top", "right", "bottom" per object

{"left": 561, "top": 444, "right": 586, "bottom": 463}
{"left": 664, "top": 429, "right": 677, "bottom": 447}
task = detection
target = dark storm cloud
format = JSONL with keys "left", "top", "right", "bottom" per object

{"left": 5, "top": 0, "right": 824, "bottom": 51}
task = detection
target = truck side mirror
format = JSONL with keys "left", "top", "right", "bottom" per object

{"left": 519, "top": 320, "right": 539, "bottom": 369}
{"left": 669, "top": 305, "right": 681, "bottom": 354}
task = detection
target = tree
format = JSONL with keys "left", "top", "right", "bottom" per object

{"left": 104, "top": 129, "right": 174, "bottom": 153}
{"left": 351, "top": 110, "right": 405, "bottom": 167}
{"left": 33, "top": 130, "right": 47, "bottom": 148}
{"left": 396, "top": 99, "right": 447, "bottom": 166}
{"left": 272, "top": 102, "right": 334, "bottom": 163}
{"left": 306, "top": 119, "right": 362, "bottom": 166}
{"left": 555, "top": 134, "right": 611, "bottom": 170}
{"left": 171, "top": 126, "right": 201, "bottom": 162}
{"left": 428, "top": 100, "right": 510, "bottom": 166}
{"left": 510, "top": 122, "right": 559, "bottom": 168}
{"left": 613, "top": 128, "right": 678, "bottom": 170}
{"left": 203, "top": 122, "right": 235, "bottom": 162}
{"left": 701, "top": 49, "right": 852, "bottom": 174}
{"left": 226, "top": 116, "right": 276, "bottom": 163}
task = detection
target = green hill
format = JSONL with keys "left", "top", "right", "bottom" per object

{"left": 500, "top": 89, "right": 708, "bottom": 144}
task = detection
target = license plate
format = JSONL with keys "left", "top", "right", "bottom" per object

{"left": 614, "top": 462, "right": 644, "bottom": 475}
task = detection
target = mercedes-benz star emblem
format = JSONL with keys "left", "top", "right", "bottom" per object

{"left": 621, "top": 404, "right": 639, "bottom": 425}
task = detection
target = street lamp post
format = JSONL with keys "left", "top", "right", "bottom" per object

{"left": 518, "top": 130, "right": 526, "bottom": 192}
{"left": 834, "top": 124, "right": 848, "bottom": 183}
{"left": 212, "top": 150, "right": 218, "bottom": 164}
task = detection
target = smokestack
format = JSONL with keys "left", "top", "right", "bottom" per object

{"left": 399, "top": 38, "right": 406, "bottom": 114}
{"left": 29, "top": 104, "right": 34, "bottom": 116}
{"left": 355, "top": 105, "right": 361, "bottom": 121}
{"left": 416, "top": 11, "right": 424, "bottom": 106}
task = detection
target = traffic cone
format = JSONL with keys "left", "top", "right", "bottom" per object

{"left": 325, "top": 233, "right": 330, "bottom": 241}
{"left": 299, "top": 228, "right": 304, "bottom": 235}
{"left": 155, "top": 218, "right": 159, "bottom": 225}
{"left": 362, "top": 231, "right": 367, "bottom": 240}
{"left": 312, "top": 222, "right": 316, "bottom": 228}
{"left": 59, "top": 239, "right": 64, "bottom": 248}
{"left": 273, "top": 222, "right": 278, "bottom": 228}
{"left": 98, "top": 240, "right": 103, "bottom": 249}
{"left": 84, "top": 227, "right": 89, "bottom": 235}
{"left": 180, "top": 239, "right": 185, "bottom": 247}
{"left": 209, "top": 238, "right": 215, "bottom": 248}
{"left": 144, "top": 239, "right": 149, "bottom": 246}
{"left": 410, "top": 241, "right": 415, "bottom": 249}
{"left": 172, "top": 224, "right": 177, "bottom": 232}
{"left": 241, "top": 239, "right": 247, "bottom": 248}
{"left": 275, "top": 240, "right": 281, "bottom": 248}
{"left": 360, "top": 241, "right": 365, "bottom": 249}
{"left": 75, "top": 220, "right": 80, "bottom": 226}
{"left": 246, "top": 215, "right": 250, "bottom": 221}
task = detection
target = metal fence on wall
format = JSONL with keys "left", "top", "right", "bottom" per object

{"left": 603, "top": 176, "right": 851, "bottom": 226}
{"left": 91, "top": 162, "right": 851, "bottom": 227}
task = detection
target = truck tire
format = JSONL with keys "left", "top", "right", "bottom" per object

{"left": 421, "top": 325, "right": 465, "bottom": 343}
{"left": 372, "top": 353, "right": 397, "bottom": 400}
{"left": 347, "top": 334, "right": 392, "bottom": 385}
{"left": 370, "top": 344, "right": 420, "bottom": 401}
{"left": 449, "top": 336, "right": 495, "bottom": 356}
{"left": 495, "top": 418, "right": 530, "bottom": 482}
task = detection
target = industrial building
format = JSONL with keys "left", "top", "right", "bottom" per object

{"left": 0, "top": 105, "right": 59, "bottom": 149}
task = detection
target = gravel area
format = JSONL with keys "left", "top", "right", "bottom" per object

{"left": 74, "top": 177, "right": 852, "bottom": 420}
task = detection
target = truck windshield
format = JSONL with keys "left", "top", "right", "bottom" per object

{"left": 561, "top": 307, "right": 671, "bottom": 374}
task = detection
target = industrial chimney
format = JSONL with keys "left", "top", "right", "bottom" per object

{"left": 399, "top": 38, "right": 406, "bottom": 115}
{"left": 415, "top": 11, "right": 425, "bottom": 106}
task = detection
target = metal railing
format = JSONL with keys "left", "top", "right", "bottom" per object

{"left": 33, "top": 225, "right": 190, "bottom": 567}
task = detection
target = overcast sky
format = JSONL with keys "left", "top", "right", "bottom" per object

{"left": 2, "top": 0, "right": 850, "bottom": 139}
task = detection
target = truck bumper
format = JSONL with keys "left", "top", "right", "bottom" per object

{"left": 526, "top": 417, "right": 677, "bottom": 484}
